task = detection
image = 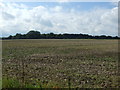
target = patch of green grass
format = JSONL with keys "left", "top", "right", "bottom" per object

{"left": 2, "top": 77, "right": 21, "bottom": 88}
{"left": 2, "top": 77, "right": 61, "bottom": 88}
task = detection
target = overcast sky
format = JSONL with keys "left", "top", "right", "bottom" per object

{"left": 0, "top": 2, "right": 118, "bottom": 37}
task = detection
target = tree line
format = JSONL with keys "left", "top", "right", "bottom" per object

{"left": 2, "top": 30, "right": 119, "bottom": 39}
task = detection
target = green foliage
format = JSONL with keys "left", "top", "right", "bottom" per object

{"left": 26, "top": 30, "right": 41, "bottom": 39}
{"left": 2, "top": 30, "right": 120, "bottom": 39}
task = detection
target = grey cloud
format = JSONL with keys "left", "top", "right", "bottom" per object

{"left": 40, "top": 19, "right": 53, "bottom": 27}
{"left": 2, "top": 12, "right": 15, "bottom": 20}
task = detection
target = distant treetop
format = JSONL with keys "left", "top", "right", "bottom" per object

{"left": 2, "top": 30, "right": 119, "bottom": 39}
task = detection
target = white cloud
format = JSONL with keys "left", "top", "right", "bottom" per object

{"left": 0, "top": 2, "right": 118, "bottom": 37}
{"left": 57, "top": 0, "right": 70, "bottom": 3}
{"left": 111, "top": 2, "right": 118, "bottom": 7}
{"left": 51, "top": 6, "right": 62, "bottom": 12}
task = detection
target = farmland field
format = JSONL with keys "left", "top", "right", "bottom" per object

{"left": 2, "top": 39, "right": 119, "bottom": 88}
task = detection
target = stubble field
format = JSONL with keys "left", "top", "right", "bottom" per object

{"left": 2, "top": 39, "right": 119, "bottom": 88}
